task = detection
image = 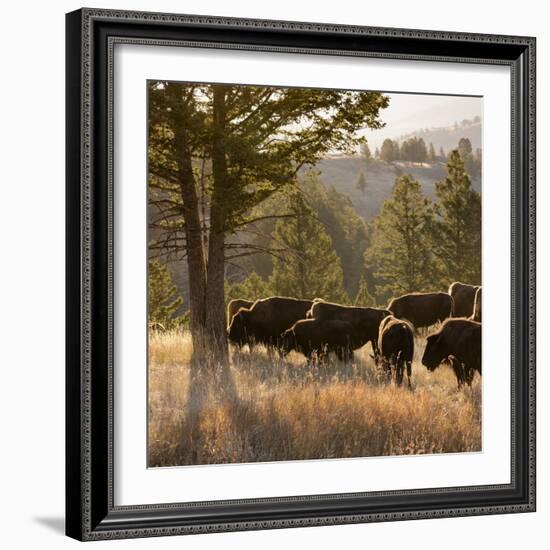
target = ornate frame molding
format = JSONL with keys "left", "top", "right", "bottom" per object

{"left": 66, "top": 8, "right": 536, "bottom": 541}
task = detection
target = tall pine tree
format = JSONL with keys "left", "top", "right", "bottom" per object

{"left": 380, "top": 138, "right": 397, "bottom": 163}
{"left": 431, "top": 150, "right": 481, "bottom": 286}
{"left": 365, "top": 174, "right": 435, "bottom": 300}
{"left": 148, "top": 260, "right": 184, "bottom": 328}
{"left": 148, "top": 82, "right": 389, "bottom": 358}
{"left": 269, "top": 192, "right": 347, "bottom": 302}
{"left": 360, "top": 142, "right": 372, "bottom": 162}
{"left": 428, "top": 142, "right": 436, "bottom": 162}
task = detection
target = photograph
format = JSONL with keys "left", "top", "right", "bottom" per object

{"left": 147, "top": 81, "right": 483, "bottom": 467}
{"left": 63, "top": 5, "right": 536, "bottom": 541}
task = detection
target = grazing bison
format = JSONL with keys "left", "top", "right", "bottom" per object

{"left": 449, "top": 281, "right": 480, "bottom": 318}
{"left": 388, "top": 292, "right": 453, "bottom": 329}
{"left": 422, "top": 318, "right": 481, "bottom": 388}
{"left": 377, "top": 315, "right": 414, "bottom": 386}
{"left": 281, "top": 318, "right": 362, "bottom": 363}
{"left": 227, "top": 296, "right": 313, "bottom": 350}
{"left": 470, "top": 287, "right": 482, "bottom": 322}
{"left": 307, "top": 301, "right": 391, "bottom": 356}
{"left": 226, "top": 299, "right": 254, "bottom": 328}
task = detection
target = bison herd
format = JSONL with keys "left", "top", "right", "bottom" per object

{"left": 227, "top": 281, "right": 482, "bottom": 389}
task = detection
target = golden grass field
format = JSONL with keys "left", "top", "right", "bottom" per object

{"left": 148, "top": 329, "right": 481, "bottom": 467}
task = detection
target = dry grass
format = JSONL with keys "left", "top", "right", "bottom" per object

{"left": 148, "top": 329, "right": 481, "bottom": 467}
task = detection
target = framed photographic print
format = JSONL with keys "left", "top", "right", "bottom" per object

{"left": 66, "top": 8, "right": 536, "bottom": 541}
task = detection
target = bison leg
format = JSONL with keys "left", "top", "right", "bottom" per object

{"left": 464, "top": 367, "right": 475, "bottom": 386}
{"left": 336, "top": 346, "right": 352, "bottom": 364}
{"left": 392, "top": 352, "right": 404, "bottom": 386}
{"left": 371, "top": 339, "right": 380, "bottom": 359}
{"left": 406, "top": 361, "right": 412, "bottom": 388}
{"left": 395, "top": 365, "right": 403, "bottom": 386}
{"left": 448, "top": 355, "right": 465, "bottom": 389}
{"left": 395, "top": 359, "right": 405, "bottom": 386}
{"left": 385, "top": 359, "right": 393, "bottom": 381}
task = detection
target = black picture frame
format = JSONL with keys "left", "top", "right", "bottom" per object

{"left": 66, "top": 7, "right": 536, "bottom": 541}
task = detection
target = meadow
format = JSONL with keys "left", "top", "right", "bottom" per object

{"left": 148, "top": 329, "right": 481, "bottom": 467}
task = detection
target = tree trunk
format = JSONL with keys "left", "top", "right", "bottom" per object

{"left": 205, "top": 86, "right": 229, "bottom": 361}
{"left": 174, "top": 129, "right": 208, "bottom": 356}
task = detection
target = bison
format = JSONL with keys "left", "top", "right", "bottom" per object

{"left": 376, "top": 315, "right": 414, "bottom": 386}
{"left": 449, "top": 281, "right": 480, "bottom": 318}
{"left": 227, "top": 296, "right": 313, "bottom": 351}
{"left": 226, "top": 298, "right": 254, "bottom": 328}
{"left": 388, "top": 292, "right": 453, "bottom": 329}
{"left": 422, "top": 318, "right": 481, "bottom": 388}
{"left": 470, "top": 287, "right": 482, "bottom": 322}
{"left": 281, "top": 318, "right": 361, "bottom": 363}
{"left": 307, "top": 301, "right": 390, "bottom": 357}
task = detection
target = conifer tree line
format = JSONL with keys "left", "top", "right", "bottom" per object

{"left": 147, "top": 81, "right": 481, "bottom": 352}
{"left": 373, "top": 135, "right": 481, "bottom": 176}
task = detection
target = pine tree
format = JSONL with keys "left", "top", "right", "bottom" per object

{"left": 269, "top": 192, "right": 347, "bottom": 302}
{"left": 457, "top": 137, "right": 476, "bottom": 178}
{"left": 356, "top": 171, "right": 367, "bottom": 194}
{"left": 392, "top": 140, "right": 401, "bottom": 161}
{"left": 360, "top": 142, "right": 372, "bottom": 162}
{"left": 225, "top": 272, "right": 272, "bottom": 305}
{"left": 148, "top": 260, "right": 184, "bottom": 328}
{"left": 428, "top": 142, "right": 436, "bottom": 162}
{"left": 431, "top": 150, "right": 481, "bottom": 286}
{"left": 365, "top": 175, "right": 435, "bottom": 299}
{"left": 148, "top": 82, "right": 389, "bottom": 357}
{"left": 439, "top": 146, "right": 446, "bottom": 161}
{"left": 458, "top": 137, "right": 473, "bottom": 157}
{"left": 380, "top": 138, "right": 396, "bottom": 163}
{"left": 416, "top": 138, "right": 428, "bottom": 163}
{"left": 354, "top": 275, "right": 376, "bottom": 307}
{"left": 300, "top": 175, "right": 369, "bottom": 299}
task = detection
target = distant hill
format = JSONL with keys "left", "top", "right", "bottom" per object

{"left": 313, "top": 157, "right": 481, "bottom": 221}
{"left": 396, "top": 118, "right": 481, "bottom": 154}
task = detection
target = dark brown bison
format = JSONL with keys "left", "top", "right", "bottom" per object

{"left": 227, "top": 296, "right": 313, "bottom": 350}
{"left": 388, "top": 292, "right": 453, "bottom": 329}
{"left": 307, "top": 301, "right": 391, "bottom": 356}
{"left": 376, "top": 315, "right": 414, "bottom": 386}
{"left": 422, "top": 318, "right": 481, "bottom": 388}
{"left": 470, "top": 287, "right": 482, "bottom": 322}
{"left": 226, "top": 299, "right": 254, "bottom": 328}
{"left": 281, "top": 318, "right": 361, "bottom": 363}
{"left": 449, "top": 281, "right": 480, "bottom": 318}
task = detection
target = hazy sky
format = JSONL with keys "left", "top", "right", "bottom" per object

{"left": 362, "top": 93, "right": 482, "bottom": 150}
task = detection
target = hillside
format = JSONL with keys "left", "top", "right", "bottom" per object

{"left": 396, "top": 119, "right": 482, "bottom": 153}
{"left": 152, "top": 154, "right": 481, "bottom": 306}
{"left": 314, "top": 157, "right": 481, "bottom": 221}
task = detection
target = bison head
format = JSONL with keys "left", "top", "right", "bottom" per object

{"left": 422, "top": 333, "right": 446, "bottom": 371}
{"left": 279, "top": 328, "right": 296, "bottom": 356}
{"left": 227, "top": 310, "right": 249, "bottom": 347}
